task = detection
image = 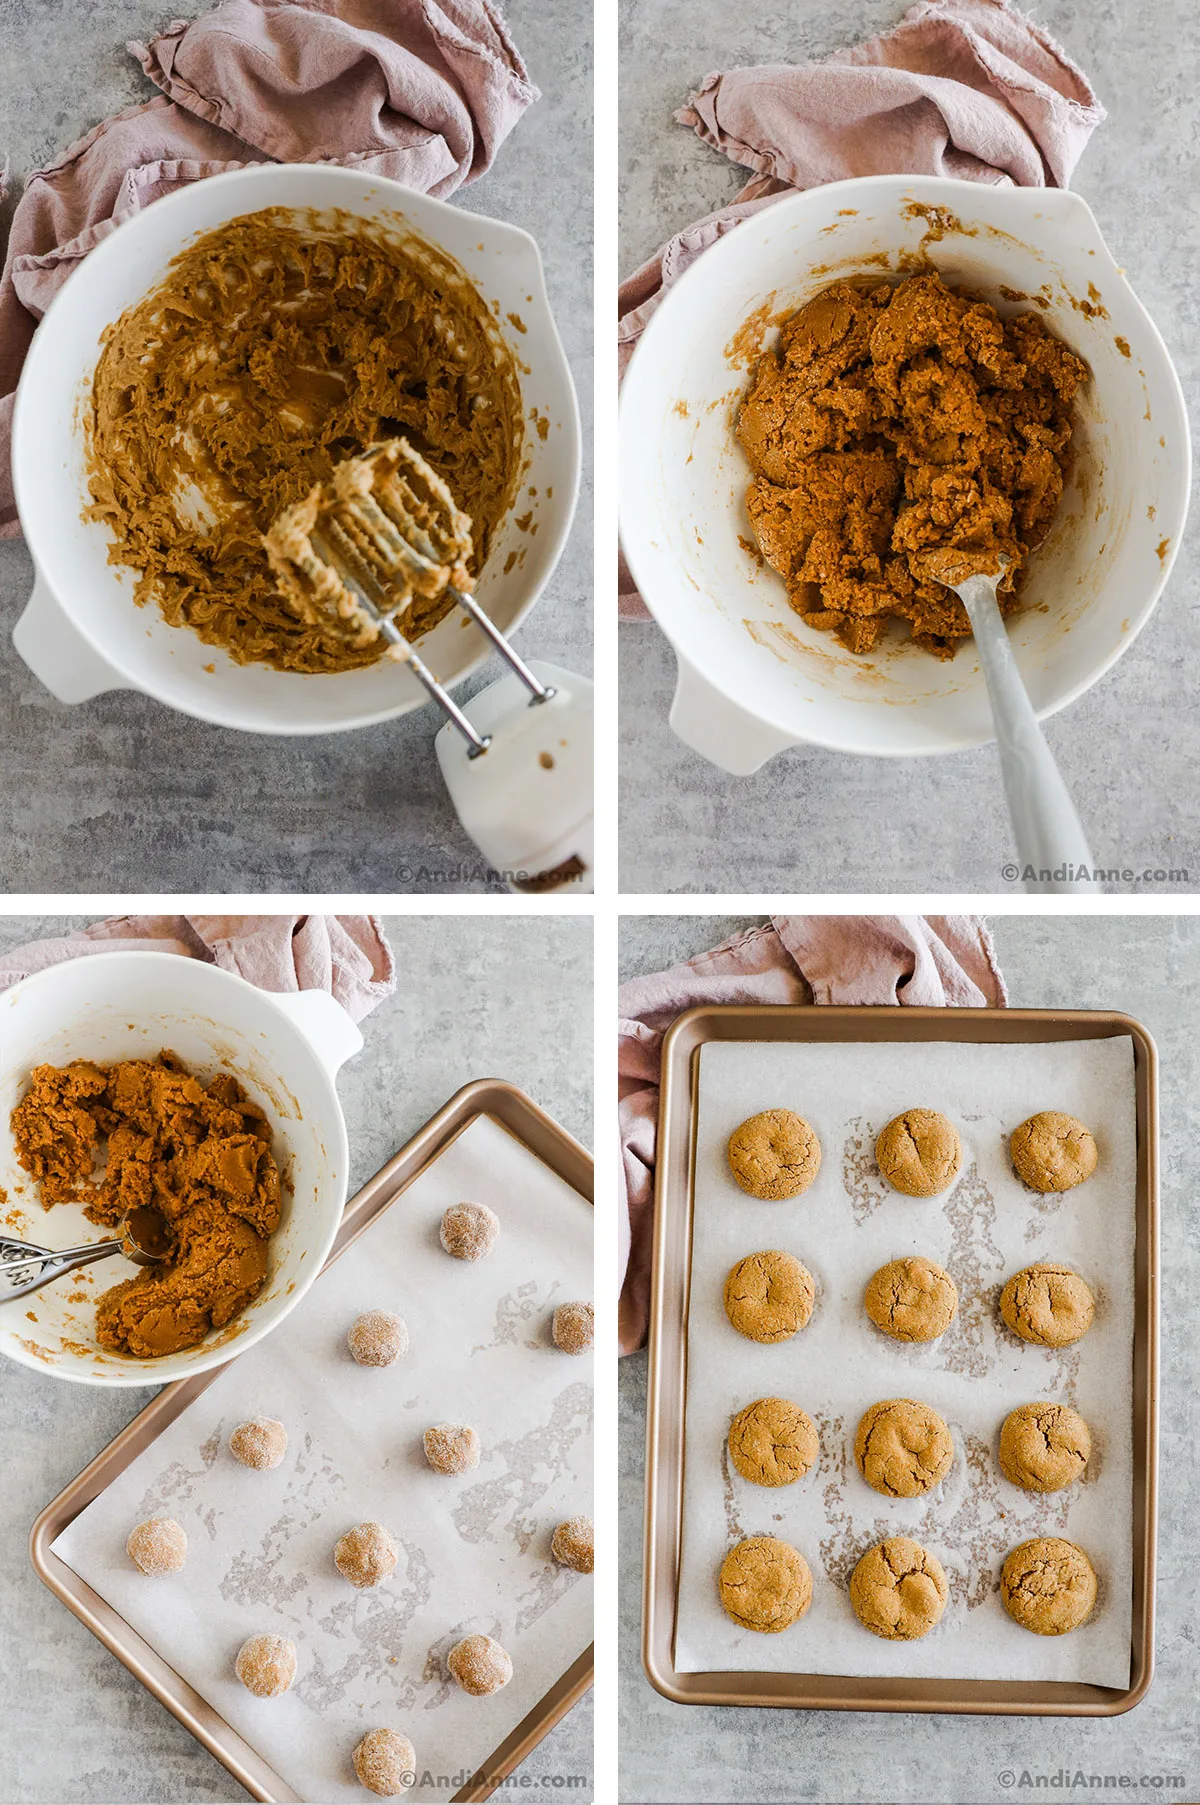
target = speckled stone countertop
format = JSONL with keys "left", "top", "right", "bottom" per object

{"left": 0, "top": 913, "right": 593, "bottom": 1801}
{"left": 618, "top": 912, "right": 1199, "bottom": 1803}
{"left": 0, "top": 0, "right": 591, "bottom": 893}
{"left": 618, "top": 0, "right": 1199, "bottom": 894}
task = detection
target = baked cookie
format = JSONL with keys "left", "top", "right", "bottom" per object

{"left": 1001, "top": 1537, "right": 1098, "bottom": 1635}
{"left": 999, "top": 1402, "right": 1091, "bottom": 1492}
{"left": 718, "top": 1535, "right": 812, "bottom": 1633}
{"left": 353, "top": 1729, "right": 416, "bottom": 1797}
{"left": 1000, "top": 1264, "right": 1095, "bottom": 1347}
{"left": 850, "top": 1537, "right": 948, "bottom": 1640}
{"left": 875, "top": 1110, "right": 962, "bottom": 1197}
{"left": 727, "top": 1397, "right": 818, "bottom": 1487}
{"left": 1010, "top": 1112, "right": 1098, "bottom": 1192}
{"left": 855, "top": 1399, "right": 953, "bottom": 1497}
{"left": 864, "top": 1257, "right": 958, "bottom": 1342}
{"left": 727, "top": 1110, "right": 821, "bottom": 1200}
{"left": 723, "top": 1251, "right": 815, "bottom": 1343}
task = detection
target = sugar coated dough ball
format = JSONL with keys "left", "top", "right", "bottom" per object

{"left": 448, "top": 1634, "right": 513, "bottom": 1695}
{"left": 440, "top": 1202, "right": 499, "bottom": 1261}
{"left": 348, "top": 1310, "right": 409, "bottom": 1367}
{"left": 229, "top": 1417, "right": 288, "bottom": 1470}
{"left": 423, "top": 1423, "right": 480, "bottom": 1474}
{"left": 552, "top": 1515, "right": 594, "bottom": 1573}
{"left": 354, "top": 1729, "right": 417, "bottom": 1797}
{"left": 235, "top": 1633, "right": 297, "bottom": 1696}
{"left": 127, "top": 1515, "right": 187, "bottom": 1575}
{"left": 552, "top": 1301, "right": 594, "bottom": 1354}
{"left": 334, "top": 1521, "right": 399, "bottom": 1588}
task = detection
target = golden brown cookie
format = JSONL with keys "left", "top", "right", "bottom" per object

{"left": 849, "top": 1536, "right": 949, "bottom": 1640}
{"left": 727, "top": 1398, "right": 818, "bottom": 1487}
{"left": 999, "top": 1402, "right": 1091, "bottom": 1492}
{"left": 1010, "top": 1112, "right": 1098, "bottom": 1192}
{"left": 723, "top": 1251, "right": 815, "bottom": 1343}
{"left": 875, "top": 1110, "right": 962, "bottom": 1196}
{"left": 1000, "top": 1264, "right": 1095, "bottom": 1347}
{"left": 1001, "top": 1537, "right": 1098, "bottom": 1635}
{"left": 727, "top": 1110, "right": 821, "bottom": 1200}
{"left": 718, "top": 1535, "right": 812, "bottom": 1633}
{"left": 855, "top": 1399, "right": 953, "bottom": 1497}
{"left": 864, "top": 1257, "right": 958, "bottom": 1342}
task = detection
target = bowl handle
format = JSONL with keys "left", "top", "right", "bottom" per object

{"left": 13, "top": 570, "right": 126, "bottom": 704}
{"left": 270, "top": 991, "right": 364, "bottom": 1079}
{"left": 669, "top": 652, "right": 798, "bottom": 775}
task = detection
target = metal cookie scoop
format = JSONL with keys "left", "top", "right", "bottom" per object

{"left": 0, "top": 1204, "right": 172, "bottom": 1303}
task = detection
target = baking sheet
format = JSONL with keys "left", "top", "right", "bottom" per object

{"left": 675, "top": 1037, "right": 1135, "bottom": 1687}
{"left": 51, "top": 1114, "right": 593, "bottom": 1804}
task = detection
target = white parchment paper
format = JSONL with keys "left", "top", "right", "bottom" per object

{"left": 53, "top": 1114, "right": 593, "bottom": 1803}
{"left": 675, "top": 1037, "right": 1135, "bottom": 1686}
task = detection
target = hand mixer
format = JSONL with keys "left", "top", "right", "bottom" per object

{"left": 266, "top": 440, "right": 593, "bottom": 893}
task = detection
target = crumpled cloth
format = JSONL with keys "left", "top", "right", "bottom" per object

{"left": 618, "top": 0, "right": 1103, "bottom": 617}
{"left": 618, "top": 914, "right": 1007, "bottom": 1353}
{"left": 0, "top": 914, "right": 395, "bottom": 1022}
{"left": 0, "top": 0, "right": 538, "bottom": 534}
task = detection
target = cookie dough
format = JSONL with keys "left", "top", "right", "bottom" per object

{"left": 551, "top": 1515, "right": 594, "bottom": 1573}
{"left": 723, "top": 1251, "right": 815, "bottom": 1343}
{"left": 718, "top": 1535, "right": 812, "bottom": 1633}
{"left": 849, "top": 1537, "right": 949, "bottom": 1640}
{"left": 727, "top": 1110, "right": 822, "bottom": 1199}
{"left": 552, "top": 1301, "right": 594, "bottom": 1354}
{"left": 235, "top": 1633, "right": 297, "bottom": 1696}
{"left": 727, "top": 1397, "right": 818, "bottom": 1486}
{"left": 423, "top": 1423, "right": 481, "bottom": 1475}
{"left": 448, "top": 1634, "right": 513, "bottom": 1695}
{"left": 1010, "top": 1112, "right": 1098, "bottom": 1192}
{"left": 347, "top": 1310, "right": 409, "bottom": 1367}
{"left": 864, "top": 1257, "right": 958, "bottom": 1342}
{"left": 855, "top": 1399, "right": 953, "bottom": 1497}
{"left": 229, "top": 1417, "right": 288, "bottom": 1471}
{"left": 1001, "top": 1537, "right": 1098, "bottom": 1635}
{"left": 999, "top": 1401, "right": 1091, "bottom": 1492}
{"left": 334, "top": 1522, "right": 398, "bottom": 1589}
{"left": 875, "top": 1109, "right": 962, "bottom": 1196}
{"left": 439, "top": 1202, "right": 499, "bottom": 1262}
{"left": 353, "top": 1729, "right": 416, "bottom": 1797}
{"left": 83, "top": 209, "right": 522, "bottom": 673}
{"left": 11, "top": 1053, "right": 282, "bottom": 1358}
{"left": 738, "top": 273, "right": 1087, "bottom": 657}
{"left": 127, "top": 1516, "right": 187, "bottom": 1575}
{"left": 1000, "top": 1264, "right": 1095, "bottom": 1347}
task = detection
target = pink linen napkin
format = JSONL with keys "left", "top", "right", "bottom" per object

{"left": 618, "top": 914, "right": 1006, "bottom": 1352}
{"left": 618, "top": 0, "right": 1103, "bottom": 618}
{"left": 0, "top": 0, "right": 538, "bottom": 535}
{"left": 0, "top": 914, "right": 395, "bottom": 1022}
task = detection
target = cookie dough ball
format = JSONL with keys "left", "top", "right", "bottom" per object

{"left": 235, "top": 1633, "right": 297, "bottom": 1697}
{"left": 855, "top": 1399, "right": 953, "bottom": 1498}
{"left": 1011, "top": 1112, "right": 1098, "bottom": 1192}
{"left": 728, "top": 1397, "right": 818, "bottom": 1487}
{"left": 875, "top": 1109, "right": 962, "bottom": 1196}
{"left": 229, "top": 1417, "right": 288, "bottom": 1471}
{"left": 727, "top": 1110, "right": 821, "bottom": 1200}
{"left": 448, "top": 1634, "right": 513, "bottom": 1695}
{"left": 999, "top": 1402, "right": 1091, "bottom": 1492}
{"left": 552, "top": 1301, "right": 594, "bottom": 1354}
{"left": 348, "top": 1310, "right": 409, "bottom": 1367}
{"left": 718, "top": 1535, "right": 811, "bottom": 1633}
{"left": 864, "top": 1257, "right": 958, "bottom": 1342}
{"left": 423, "top": 1422, "right": 480, "bottom": 1475}
{"left": 552, "top": 1515, "right": 594, "bottom": 1573}
{"left": 1000, "top": 1264, "right": 1095, "bottom": 1347}
{"left": 850, "top": 1537, "right": 948, "bottom": 1641}
{"left": 723, "top": 1250, "right": 815, "bottom": 1343}
{"left": 440, "top": 1201, "right": 499, "bottom": 1261}
{"left": 334, "top": 1522, "right": 398, "bottom": 1589}
{"left": 127, "top": 1515, "right": 187, "bottom": 1575}
{"left": 353, "top": 1729, "right": 416, "bottom": 1797}
{"left": 1001, "top": 1538, "right": 1098, "bottom": 1635}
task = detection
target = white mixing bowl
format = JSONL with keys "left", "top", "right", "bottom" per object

{"left": 620, "top": 175, "right": 1191, "bottom": 770}
{"left": 12, "top": 164, "right": 580, "bottom": 735}
{"left": 0, "top": 952, "right": 361, "bottom": 1384}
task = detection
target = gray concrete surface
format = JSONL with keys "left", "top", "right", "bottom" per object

{"left": 0, "top": 913, "right": 593, "bottom": 1802}
{"left": 0, "top": 1, "right": 592, "bottom": 894}
{"left": 617, "top": 912, "right": 1200, "bottom": 1803}
{"left": 618, "top": 0, "right": 1199, "bottom": 894}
